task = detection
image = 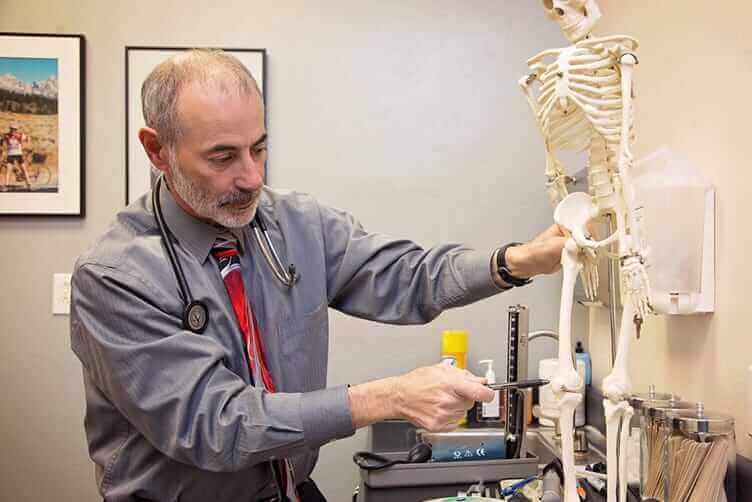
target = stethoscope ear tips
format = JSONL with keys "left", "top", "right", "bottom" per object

{"left": 252, "top": 214, "right": 299, "bottom": 288}
{"left": 288, "top": 264, "right": 300, "bottom": 285}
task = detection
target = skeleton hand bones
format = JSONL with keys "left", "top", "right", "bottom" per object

{"left": 554, "top": 192, "right": 615, "bottom": 301}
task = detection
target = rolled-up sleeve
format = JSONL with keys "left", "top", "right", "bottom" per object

{"left": 70, "top": 262, "right": 353, "bottom": 473}
{"left": 319, "top": 204, "right": 503, "bottom": 324}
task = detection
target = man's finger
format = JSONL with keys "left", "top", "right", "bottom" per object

{"left": 453, "top": 379, "right": 495, "bottom": 403}
{"left": 459, "top": 398, "right": 475, "bottom": 411}
{"left": 461, "top": 369, "right": 487, "bottom": 384}
{"left": 538, "top": 223, "right": 566, "bottom": 240}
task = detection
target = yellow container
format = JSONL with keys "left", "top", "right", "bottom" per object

{"left": 441, "top": 330, "right": 469, "bottom": 425}
{"left": 441, "top": 330, "right": 468, "bottom": 369}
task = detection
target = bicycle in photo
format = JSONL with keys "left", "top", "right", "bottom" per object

{"left": 0, "top": 149, "right": 51, "bottom": 191}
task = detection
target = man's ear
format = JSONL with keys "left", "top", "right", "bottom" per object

{"left": 138, "top": 127, "right": 172, "bottom": 174}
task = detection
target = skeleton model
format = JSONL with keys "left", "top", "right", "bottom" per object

{"left": 519, "top": 2, "right": 652, "bottom": 501}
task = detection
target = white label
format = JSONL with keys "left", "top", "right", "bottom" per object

{"left": 482, "top": 390, "right": 500, "bottom": 418}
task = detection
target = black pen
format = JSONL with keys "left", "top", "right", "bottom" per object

{"left": 486, "top": 379, "right": 550, "bottom": 391}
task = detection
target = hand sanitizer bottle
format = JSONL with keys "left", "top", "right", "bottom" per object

{"left": 479, "top": 360, "right": 501, "bottom": 422}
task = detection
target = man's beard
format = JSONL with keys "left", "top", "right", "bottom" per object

{"left": 169, "top": 160, "right": 261, "bottom": 228}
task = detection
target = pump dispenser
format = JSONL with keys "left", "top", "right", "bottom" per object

{"left": 479, "top": 360, "right": 501, "bottom": 421}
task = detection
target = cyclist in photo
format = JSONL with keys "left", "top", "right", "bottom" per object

{"left": 1, "top": 124, "right": 32, "bottom": 190}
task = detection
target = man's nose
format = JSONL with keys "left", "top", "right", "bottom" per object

{"left": 236, "top": 153, "right": 264, "bottom": 191}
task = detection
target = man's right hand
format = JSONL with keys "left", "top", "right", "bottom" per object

{"left": 348, "top": 364, "right": 495, "bottom": 432}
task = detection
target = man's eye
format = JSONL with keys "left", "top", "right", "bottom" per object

{"left": 211, "top": 155, "right": 234, "bottom": 163}
{"left": 253, "top": 144, "right": 267, "bottom": 154}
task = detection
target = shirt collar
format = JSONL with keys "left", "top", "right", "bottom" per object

{"left": 158, "top": 181, "right": 246, "bottom": 263}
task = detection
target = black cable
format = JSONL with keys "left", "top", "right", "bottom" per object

{"left": 353, "top": 443, "right": 432, "bottom": 471}
{"left": 352, "top": 451, "right": 402, "bottom": 471}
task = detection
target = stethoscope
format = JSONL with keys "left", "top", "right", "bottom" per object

{"left": 152, "top": 174, "right": 299, "bottom": 334}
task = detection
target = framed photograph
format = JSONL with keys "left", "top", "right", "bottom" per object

{"left": 0, "top": 33, "right": 85, "bottom": 216}
{"left": 125, "top": 46, "right": 266, "bottom": 205}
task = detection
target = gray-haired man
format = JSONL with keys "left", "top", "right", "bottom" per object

{"left": 70, "top": 49, "right": 566, "bottom": 501}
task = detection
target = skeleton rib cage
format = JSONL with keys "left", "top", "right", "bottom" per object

{"left": 525, "top": 35, "right": 638, "bottom": 208}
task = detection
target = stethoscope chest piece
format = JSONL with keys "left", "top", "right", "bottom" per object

{"left": 183, "top": 300, "right": 209, "bottom": 334}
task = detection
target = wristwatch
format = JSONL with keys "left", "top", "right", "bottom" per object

{"left": 496, "top": 243, "right": 533, "bottom": 288}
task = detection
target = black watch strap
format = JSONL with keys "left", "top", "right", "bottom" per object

{"left": 496, "top": 243, "right": 532, "bottom": 287}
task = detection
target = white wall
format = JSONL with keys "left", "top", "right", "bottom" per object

{"left": 590, "top": 0, "right": 752, "bottom": 458}
{"left": 0, "top": 2, "right": 566, "bottom": 501}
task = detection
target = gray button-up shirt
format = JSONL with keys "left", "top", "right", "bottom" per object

{"left": 70, "top": 185, "right": 503, "bottom": 501}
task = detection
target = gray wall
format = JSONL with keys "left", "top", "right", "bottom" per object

{"left": 0, "top": 2, "right": 567, "bottom": 501}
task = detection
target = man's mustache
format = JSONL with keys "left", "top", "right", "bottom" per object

{"left": 217, "top": 189, "right": 260, "bottom": 207}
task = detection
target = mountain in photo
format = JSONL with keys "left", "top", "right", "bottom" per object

{"left": 0, "top": 73, "right": 58, "bottom": 99}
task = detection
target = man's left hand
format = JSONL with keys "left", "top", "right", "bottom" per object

{"left": 505, "top": 224, "right": 567, "bottom": 278}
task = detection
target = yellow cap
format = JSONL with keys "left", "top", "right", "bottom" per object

{"left": 442, "top": 330, "right": 468, "bottom": 354}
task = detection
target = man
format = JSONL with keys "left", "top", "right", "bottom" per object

{"left": 1, "top": 124, "right": 31, "bottom": 190}
{"left": 70, "top": 50, "right": 566, "bottom": 501}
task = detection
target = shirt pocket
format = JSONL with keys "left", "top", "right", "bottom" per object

{"left": 277, "top": 302, "right": 328, "bottom": 393}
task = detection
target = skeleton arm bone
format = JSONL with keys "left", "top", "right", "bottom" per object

{"left": 520, "top": 73, "right": 571, "bottom": 206}
{"left": 539, "top": 96, "right": 561, "bottom": 133}
{"left": 519, "top": 74, "right": 542, "bottom": 117}
{"left": 616, "top": 52, "right": 652, "bottom": 321}
{"left": 617, "top": 53, "right": 638, "bottom": 171}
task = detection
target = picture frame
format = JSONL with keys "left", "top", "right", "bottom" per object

{"left": 0, "top": 33, "right": 85, "bottom": 217}
{"left": 125, "top": 46, "right": 266, "bottom": 205}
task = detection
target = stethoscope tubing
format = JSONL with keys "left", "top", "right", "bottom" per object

{"left": 152, "top": 174, "right": 298, "bottom": 334}
{"left": 153, "top": 176, "right": 195, "bottom": 304}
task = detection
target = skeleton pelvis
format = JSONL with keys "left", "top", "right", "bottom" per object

{"left": 554, "top": 192, "right": 598, "bottom": 234}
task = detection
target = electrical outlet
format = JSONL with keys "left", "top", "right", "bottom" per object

{"left": 52, "top": 273, "right": 72, "bottom": 315}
